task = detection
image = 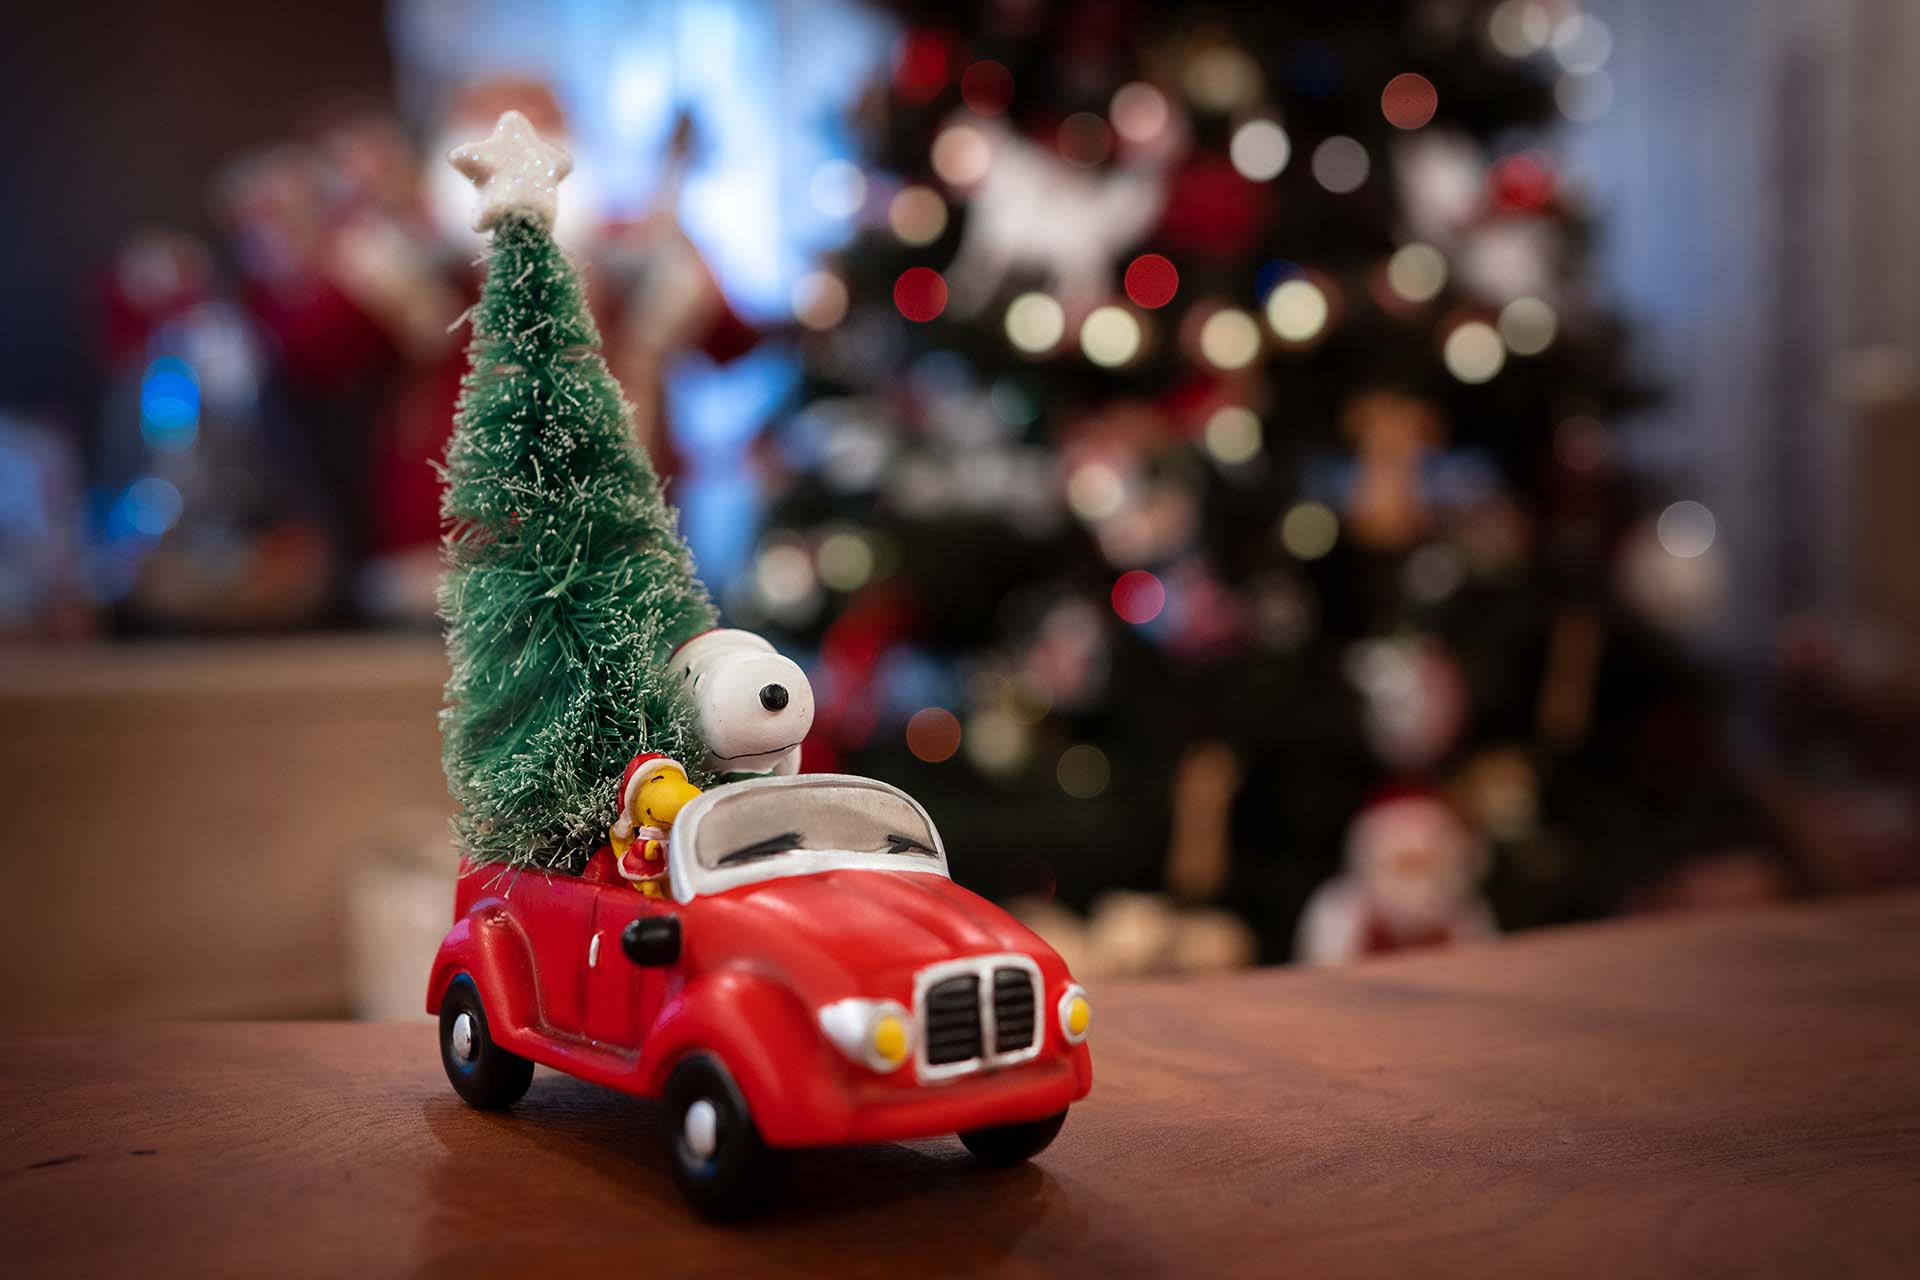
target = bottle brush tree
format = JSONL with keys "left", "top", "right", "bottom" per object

{"left": 439, "top": 111, "right": 715, "bottom": 872}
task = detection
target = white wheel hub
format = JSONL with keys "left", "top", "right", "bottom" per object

{"left": 683, "top": 1098, "right": 719, "bottom": 1160}
{"left": 450, "top": 1011, "right": 476, "bottom": 1061}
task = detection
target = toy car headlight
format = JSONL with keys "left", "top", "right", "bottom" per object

{"left": 1057, "top": 984, "right": 1091, "bottom": 1045}
{"left": 818, "top": 998, "right": 914, "bottom": 1073}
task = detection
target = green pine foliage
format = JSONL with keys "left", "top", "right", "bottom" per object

{"left": 439, "top": 211, "right": 716, "bottom": 872}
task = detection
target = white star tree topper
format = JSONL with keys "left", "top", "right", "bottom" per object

{"left": 448, "top": 110, "right": 573, "bottom": 233}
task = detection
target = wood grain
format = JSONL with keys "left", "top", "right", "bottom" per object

{"left": 4, "top": 893, "right": 1918, "bottom": 1278}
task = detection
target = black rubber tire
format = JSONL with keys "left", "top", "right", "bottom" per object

{"left": 438, "top": 975, "right": 534, "bottom": 1110}
{"left": 662, "top": 1055, "right": 788, "bottom": 1220}
{"left": 958, "top": 1108, "right": 1068, "bottom": 1166}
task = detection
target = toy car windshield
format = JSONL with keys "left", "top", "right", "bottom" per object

{"left": 692, "top": 780, "right": 940, "bottom": 870}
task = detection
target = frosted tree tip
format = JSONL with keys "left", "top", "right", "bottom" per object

{"left": 448, "top": 109, "right": 573, "bottom": 234}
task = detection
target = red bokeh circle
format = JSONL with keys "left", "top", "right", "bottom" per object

{"left": 1124, "top": 254, "right": 1180, "bottom": 309}
{"left": 1381, "top": 73, "right": 1438, "bottom": 130}
{"left": 1111, "top": 570, "right": 1167, "bottom": 624}
{"left": 893, "top": 267, "right": 950, "bottom": 322}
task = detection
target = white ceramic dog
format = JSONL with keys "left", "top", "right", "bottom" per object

{"left": 673, "top": 629, "right": 814, "bottom": 777}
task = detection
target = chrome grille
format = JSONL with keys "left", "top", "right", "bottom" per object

{"left": 914, "top": 954, "right": 1044, "bottom": 1081}
{"left": 924, "top": 974, "right": 983, "bottom": 1065}
{"left": 992, "top": 968, "right": 1036, "bottom": 1054}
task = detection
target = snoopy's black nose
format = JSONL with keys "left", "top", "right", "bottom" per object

{"left": 759, "top": 683, "right": 790, "bottom": 712}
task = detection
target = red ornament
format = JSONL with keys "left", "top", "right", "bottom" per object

{"left": 1124, "top": 254, "right": 1180, "bottom": 309}
{"left": 893, "top": 267, "right": 949, "bottom": 322}
{"left": 1489, "top": 152, "right": 1555, "bottom": 213}
{"left": 894, "top": 31, "right": 953, "bottom": 105}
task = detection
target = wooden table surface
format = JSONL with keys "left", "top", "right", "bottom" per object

{"left": 5, "top": 893, "right": 1919, "bottom": 1279}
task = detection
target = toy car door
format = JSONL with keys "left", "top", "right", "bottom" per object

{"left": 507, "top": 872, "right": 602, "bottom": 1037}
{"left": 581, "top": 884, "right": 676, "bottom": 1050}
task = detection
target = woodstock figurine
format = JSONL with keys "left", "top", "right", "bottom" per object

{"left": 672, "top": 629, "right": 814, "bottom": 779}
{"left": 608, "top": 752, "right": 701, "bottom": 896}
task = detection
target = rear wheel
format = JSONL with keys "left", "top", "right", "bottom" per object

{"left": 959, "top": 1109, "right": 1067, "bottom": 1166}
{"left": 438, "top": 975, "right": 534, "bottom": 1109}
{"left": 662, "top": 1055, "right": 787, "bottom": 1220}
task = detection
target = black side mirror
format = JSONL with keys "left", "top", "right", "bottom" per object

{"left": 623, "top": 915, "right": 681, "bottom": 967}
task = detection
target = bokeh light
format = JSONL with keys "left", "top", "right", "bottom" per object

{"left": 808, "top": 159, "right": 867, "bottom": 219}
{"left": 1657, "top": 501, "right": 1717, "bottom": 559}
{"left": 1080, "top": 305, "right": 1143, "bottom": 366}
{"left": 1386, "top": 243, "right": 1448, "bottom": 303}
{"left": 1498, "top": 297, "right": 1558, "bottom": 355}
{"left": 1556, "top": 71, "right": 1615, "bottom": 122}
{"left": 1311, "top": 135, "right": 1371, "bottom": 193}
{"left": 1204, "top": 405, "right": 1263, "bottom": 464}
{"left": 1005, "top": 292, "right": 1067, "bottom": 353}
{"left": 960, "top": 60, "right": 1014, "bottom": 115}
{"left": 931, "top": 123, "right": 992, "bottom": 186}
{"left": 1109, "top": 81, "right": 1171, "bottom": 145}
{"left": 790, "top": 270, "right": 849, "bottom": 330}
{"left": 1124, "top": 254, "right": 1180, "bottom": 308}
{"left": 1266, "top": 277, "right": 1330, "bottom": 343}
{"left": 1555, "top": 415, "right": 1610, "bottom": 472}
{"left": 1059, "top": 112, "right": 1113, "bottom": 167}
{"left": 1487, "top": 0, "right": 1552, "bottom": 58}
{"left": 1057, "top": 744, "right": 1112, "bottom": 799}
{"left": 1443, "top": 320, "right": 1506, "bottom": 383}
{"left": 1066, "top": 461, "right": 1127, "bottom": 521}
{"left": 1111, "top": 569, "right": 1167, "bottom": 624}
{"left": 1183, "top": 46, "right": 1263, "bottom": 113}
{"left": 1381, "top": 73, "right": 1438, "bottom": 129}
{"left": 1229, "top": 119, "right": 1291, "bottom": 181}
{"left": 906, "top": 707, "right": 963, "bottom": 763}
{"left": 140, "top": 357, "right": 200, "bottom": 454}
{"left": 1490, "top": 152, "right": 1555, "bottom": 212}
{"left": 888, "top": 185, "right": 948, "bottom": 245}
{"left": 815, "top": 527, "right": 875, "bottom": 591}
{"left": 893, "top": 267, "right": 949, "bottom": 322}
{"left": 123, "top": 476, "right": 184, "bottom": 537}
{"left": 1552, "top": 14, "right": 1613, "bottom": 74}
{"left": 1199, "top": 308, "right": 1262, "bottom": 370}
{"left": 964, "top": 708, "right": 1029, "bottom": 774}
{"left": 1280, "top": 501, "right": 1339, "bottom": 560}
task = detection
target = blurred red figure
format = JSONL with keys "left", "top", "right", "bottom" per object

{"left": 1296, "top": 787, "right": 1497, "bottom": 964}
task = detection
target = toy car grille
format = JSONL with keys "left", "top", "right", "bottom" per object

{"left": 924, "top": 974, "right": 983, "bottom": 1064}
{"left": 992, "top": 968, "right": 1036, "bottom": 1054}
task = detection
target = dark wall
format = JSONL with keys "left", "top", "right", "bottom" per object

{"left": 0, "top": 0, "right": 392, "bottom": 417}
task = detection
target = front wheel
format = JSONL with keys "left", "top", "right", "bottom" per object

{"left": 959, "top": 1109, "right": 1067, "bottom": 1166}
{"left": 662, "top": 1055, "right": 788, "bottom": 1220}
{"left": 438, "top": 975, "right": 534, "bottom": 1109}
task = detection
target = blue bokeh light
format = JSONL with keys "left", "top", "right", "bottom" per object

{"left": 140, "top": 357, "right": 200, "bottom": 453}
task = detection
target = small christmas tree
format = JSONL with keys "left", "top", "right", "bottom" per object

{"left": 439, "top": 111, "right": 716, "bottom": 872}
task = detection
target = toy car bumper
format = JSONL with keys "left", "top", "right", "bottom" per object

{"left": 766, "top": 1047, "right": 1093, "bottom": 1148}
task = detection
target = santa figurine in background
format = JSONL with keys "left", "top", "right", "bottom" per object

{"left": 1295, "top": 786, "right": 1497, "bottom": 965}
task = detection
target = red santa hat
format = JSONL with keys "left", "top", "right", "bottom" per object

{"left": 611, "top": 751, "right": 686, "bottom": 840}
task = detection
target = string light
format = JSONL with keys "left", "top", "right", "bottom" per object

{"left": 1056, "top": 744, "right": 1112, "bottom": 799}
{"left": 1109, "top": 81, "right": 1171, "bottom": 145}
{"left": 1080, "top": 305, "right": 1142, "bottom": 367}
{"left": 1229, "top": 119, "right": 1291, "bottom": 181}
{"left": 1005, "top": 292, "right": 1066, "bottom": 353}
{"left": 1204, "top": 406, "right": 1263, "bottom": 464}
{"left": 888, "top": 185, "right": 948, "bottom": 245}
{"left": 1199, "top": 308, "right": 1262, "bottom": 370}
{"left": 790, "top": 270, "right": 848, "bottom": 330}
{"left": 1498, "top": 297, "right": 1558, "bottom": 355}
{"left": 1280, "top": 501, "right": 1339, "bottom": 560}
{"left": 1381, "top": 73, "right": 1438, "bottom": 129}
{"left": 1488, "top": 0, "right": 1552, "bottom": 58}
{"left": 1311, "top": 136, "right": 1370, "bottom": 193}
{"left": 1066, "top": 461, "right": 1127, "bottom": 521}
{"left": 1657, "top": 501, "right": 1717, "bottom": 559}
{"left": 1443, "top": 320, "right": 1506, "bottom": 383}
{"left": 1386, "top": 243, "right": 1448, "bottom": 303}
{"left": 931, "top": 124, "right": 991, "bottom": 187}
{"left": 1266, "top": 278, "right": 1329, "bottom": 343}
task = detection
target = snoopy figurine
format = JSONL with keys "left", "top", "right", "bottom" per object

{"left": 672, "top": 629, "right": 815, "bottom": 779}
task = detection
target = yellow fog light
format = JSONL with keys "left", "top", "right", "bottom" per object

{"left": 818, "top": 998, "right": 915, "bottom": 1073}
{"left": 872, "top": 1014, "right": 909, "bottom": 1065}
{"left": 1057, "top": 984, "right": 1092, "bottom": 1045}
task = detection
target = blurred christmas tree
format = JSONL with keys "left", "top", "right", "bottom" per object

{"left": 749, "top": 1, "right": 1769, "bottom": 960}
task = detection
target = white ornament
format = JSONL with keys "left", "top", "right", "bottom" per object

{"left": 447, "top": 110, "right": 573, "bottom": 234}
{"left": 674, "top": 630, "right": 814, "bottom": 776}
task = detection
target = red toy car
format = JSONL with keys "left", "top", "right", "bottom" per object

{"left": 427, "top": 773, "right": 1094, "bottom": 1217}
